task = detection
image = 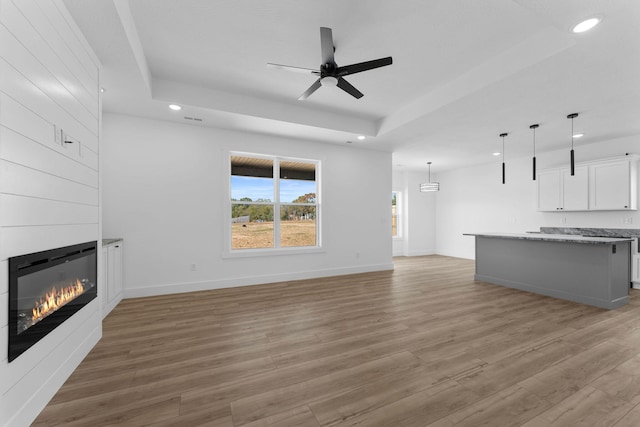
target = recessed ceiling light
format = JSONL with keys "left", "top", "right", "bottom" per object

{"left": 492, "top": 152, "right": 501, "bottom": 156}
{"left": 357, "top": 135, "right": 366, "bottom": 140}
{"left": 169, "top": 104, "right": 182, "bottom": 111}
{"left": 573, "top": 133, "right": 584, "bottom": 138}
{"left": 572, "top": 17, "right": 601, "bottom": 33}
{"left": 100, "top": 88, "right": 106, "bottom": 93}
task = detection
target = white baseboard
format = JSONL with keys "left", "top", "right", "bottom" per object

{"left": 124, "top": 262, "right": 395, "bottom": 299}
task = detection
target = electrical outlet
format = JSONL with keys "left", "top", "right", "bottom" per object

{"left": 623, "top": 217, "right": 633, "bottom": 225}
{"left": 562, "top": 217, "right": 567, "bottom": 224}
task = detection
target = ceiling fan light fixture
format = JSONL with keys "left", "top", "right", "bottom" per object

{"left": 572, "top": 17, "right": 601, "bottom": 33}
{"left": 320, "top": 76, "right": 338, "bottom": 87}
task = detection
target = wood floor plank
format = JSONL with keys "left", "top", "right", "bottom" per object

{"left": 612, "top": 403, "right": 640, "bottom": 426}
{"left": 521, "top": 386, "right": 632, "bottom": 427}
{"left": 230, "top": 352, "right": 424, "bottom": 426}
{"left": 591, "top": 353, "right": 640, "bottom": 405}
{"left": 517, "top": 341, "right": 638, "bottom": 405}
{"left": 442, "top": 384, "right": 552, "bottom": 426}
{"left": 33, "top": 256, "right": 640, "bottom": 426}
{"left": 241, "top": 406, "right": 320, "bottom": 427}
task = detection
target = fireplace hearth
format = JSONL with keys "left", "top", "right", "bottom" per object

{"left": 8, "top": 241, "right": 97, "bottom": 362}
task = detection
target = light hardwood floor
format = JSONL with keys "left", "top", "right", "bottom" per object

{"left": 34, "top": 255, "right": 640, "bottom": 426}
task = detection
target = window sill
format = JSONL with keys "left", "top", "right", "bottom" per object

{"left": 222, "top": 246, "right": 325, "bottom": 259}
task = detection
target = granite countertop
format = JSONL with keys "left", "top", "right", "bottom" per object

{"left": 102, "top": 238, "right": 123, "bottom": 246}
{"left": 463, "top": 232, "right": 633, "bottom": 245}
{"left": 540, "top": 227, "right": 640, "bottom": 238}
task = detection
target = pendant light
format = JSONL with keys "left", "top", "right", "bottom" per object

{"left": 500, "top": 133, "right": 508, "bottom": 184}
{"left": 567, "top": 113, "right": 578, "bottom": 175}
{"left": 530, "top": 124, "right": 539, "bottom": 180}
{"left": 420, "top": 162, "right": 440, "bottom": 192}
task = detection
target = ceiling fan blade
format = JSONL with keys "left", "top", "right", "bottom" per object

{"left": 267, "top": 63, "right": 320, "bottom": 75}
{"left": 298, "top": 78, "right": 322, "bottom": 100}
{"left": 338, "top": 57, "right": 393, "bottom": 76}
{"left": 320, "top": 27, "right": 335, "bottom": 64}
{"left": 337, "top": 77, "right": 363, "bottom": 99}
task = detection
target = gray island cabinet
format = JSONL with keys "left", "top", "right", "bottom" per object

{"left": 464, "top": 233, "right": 632, "bottom": 309}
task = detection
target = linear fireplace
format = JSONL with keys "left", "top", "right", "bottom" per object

{"left": 8, "top": 241, "right": 97, "bottom": 362}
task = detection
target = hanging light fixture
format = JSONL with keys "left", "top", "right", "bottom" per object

{"left": 530, "top": 124, "right": 539, "bottom": 180}
{"left": 420, "top": 162, "right": 439, "bottom": 192}
{"left": 567, "top": 113, "right": 578, "bottom": 175}
{"left": 500, "top": 133, "right": 508, "bottom": 184}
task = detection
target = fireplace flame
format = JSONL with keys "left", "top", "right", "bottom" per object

{"left": 31, "top": 279, "right": 86, "bottom": 325}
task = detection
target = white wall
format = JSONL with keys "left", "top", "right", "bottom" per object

{"left": 392, "top": 170, "right": 436, "bottom": 256}
{"left": 0, "top": 1, "right": 101, "bottom": 425}
{"left": 435, "top": 135, "right": 640, "bottom": 259}
{"left": 102, "top": 114, "right": 393, "bottom": 297}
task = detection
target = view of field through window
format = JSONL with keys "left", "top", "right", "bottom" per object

{"left": 230, "top": 155, "right": 317, "bottom": 250}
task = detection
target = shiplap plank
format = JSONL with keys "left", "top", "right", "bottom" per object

{"left": 0, "top": 56, "right": 99, "bottom": 152}
{"left": 0, "top": 224, "right": 98, "bottom": 260}
{"left": 0, "top": 194, "right": 98, "bottom": 227}
{"left": 0, "top": 261, "right": 6, "bottom": 291}
{"left": 0, "top": 8, "right": 98, "bottom": 136}
{"left": 0, "top": 291, "right": 7, "bottom": 328}
{"left": 0, "top": 300, "right": 100, "bottom": 396}
{"left": 0, "top": 126, "right": 98, "bottom": 184}
{"left": 0, "top": 0, "right": 97, "bottom": 123}
{"left": 14, "top": 0, "right": 98, "bottom": 111}
{"left": 38, "top": 0, "right": 99, "bottom": 87}
{"left": 79, "top": 143, "right": 98, "bottom": 170}
{"left": 0, "top": 324, "right": 6, "bottom": 364}
{"left": 0, "top": 160, "right": 98, "bottom": 206}
{"left": 0, "top": 92, "right": 55, "bottom": 148}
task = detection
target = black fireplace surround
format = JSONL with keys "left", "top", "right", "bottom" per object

{"left": 8, "top": 241, "right": 97, "bottom": 362}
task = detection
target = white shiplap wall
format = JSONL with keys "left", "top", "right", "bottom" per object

{"left": 0, "top": 0, "right": 101, "bottom": 425}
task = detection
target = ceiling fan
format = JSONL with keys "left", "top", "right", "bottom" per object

{"left": 267, "top": 27, "right": 392, "bottom": 100}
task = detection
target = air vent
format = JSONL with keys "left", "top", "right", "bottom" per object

{"left": 183, "top": 116, "right": 203, "bottom": 122}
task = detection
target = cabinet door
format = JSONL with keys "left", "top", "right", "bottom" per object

{"left": 101, "top": 246, "right": 109, "bottom": 311}
{"left": 590, "top": 160, "right": 630, "bottom": 210}
{"left": 537, "top": 170, "right": 561, "bottom": 211}
{"left": 107, "top": 245, "right": 117, "bottom": 302}
{"left": 633, "top": 254, "right": 640, "bottom": 283}
{"left": 112, "top": 243, "right": 123, "bottom": 298}
{"left": 562, "top": 166, "right": 588, "bottom": 211}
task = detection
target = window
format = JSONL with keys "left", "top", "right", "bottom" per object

{"left": 392, "top": 191, "right": 401, "bottom": 238}
{"left": 230, "top": 154, "right": 319, "bottom": 251}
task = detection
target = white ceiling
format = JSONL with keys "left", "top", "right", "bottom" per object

{"left": 64, "top": 0, "right": 640, "bottom": 172}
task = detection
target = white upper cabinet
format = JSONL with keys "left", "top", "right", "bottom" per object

{"left": 537, "top": 169, "right": 562, "bottom": 211}
{"left": 538, "top": 155, "right": 638, "bottom": 212}
{"left": 537, "top": 166, "right": 588, "bottom": 211}
{"left": 562, "top": 166, "right": 589, "bottom": 210}
{"left": 589, "top": 159, "right": 635, "bottom": 210}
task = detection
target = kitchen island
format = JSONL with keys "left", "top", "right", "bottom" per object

{"left": 464, "top": 232, "right": 632, "bottom": 309}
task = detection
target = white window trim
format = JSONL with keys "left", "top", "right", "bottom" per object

{"left": 223, "top": 151, "right": 322, "bottom": 258}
